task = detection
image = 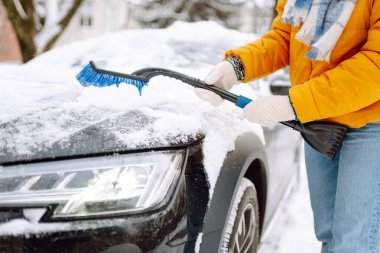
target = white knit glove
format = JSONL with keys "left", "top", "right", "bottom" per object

{"left": 243, "top": 96, "right": 296, "bottom": 128}
{"left": 195, "top": 61, "right": 239, "bottom": 107}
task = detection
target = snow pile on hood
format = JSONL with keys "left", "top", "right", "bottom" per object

{"left": 0, "top": 21, "right": 264, "bottom": 234}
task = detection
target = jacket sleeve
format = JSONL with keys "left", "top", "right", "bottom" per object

{"left": 289, "top": 2, "right": 380, "bottom": 124}
{"left": 224, "top": 0, "right": 291, "bottom": 82}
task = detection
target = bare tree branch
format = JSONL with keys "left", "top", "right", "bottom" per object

{"left": 42, "top": 0, "right": 84, "bottom": 53}
{"left": 12, "top": 0, "right": 27, "bottom": 19}
{"left": 3, "top": 0, "right": 83, "bottom": 62}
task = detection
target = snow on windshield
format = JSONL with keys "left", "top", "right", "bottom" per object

{"left": 0, "top": 21, "right": 264, "bottom": 205}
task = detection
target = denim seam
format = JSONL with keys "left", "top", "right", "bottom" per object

{"left": 368, "top": 182, "right": 380, "bottom": 253}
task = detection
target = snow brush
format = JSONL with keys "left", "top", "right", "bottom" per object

{"left": 76, "top": 61, "right": 149, "bottom": 95}
{"left": 76, "top": 61, "right": 348, "bottom": 159}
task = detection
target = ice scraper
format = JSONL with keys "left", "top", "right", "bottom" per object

{"left": 76, "top": 61, "right": 347, "bottom": 159}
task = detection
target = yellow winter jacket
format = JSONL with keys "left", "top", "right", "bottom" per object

{"left": 225, "top": 0, "right": 380, "bottom": 128}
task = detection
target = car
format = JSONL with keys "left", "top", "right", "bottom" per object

{"left": 0, "top": 21, "right": 302, "bottom": 253}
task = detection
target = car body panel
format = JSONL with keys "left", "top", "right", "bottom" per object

{"left": 200, "top": 131, "right": 267, "bottom": 252}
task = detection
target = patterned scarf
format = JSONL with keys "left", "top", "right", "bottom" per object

{"left": 282, "top": 0, "right": 356, "bottom": 62}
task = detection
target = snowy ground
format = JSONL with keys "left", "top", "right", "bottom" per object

{"left": 259, "top": 153, "right": 321, "bottom": 253}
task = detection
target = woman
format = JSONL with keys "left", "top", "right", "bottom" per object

{"left": 196, "top": 0, "right": 380, "bottom": 252}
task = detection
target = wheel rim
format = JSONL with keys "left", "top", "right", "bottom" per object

{"left": 231, "top": 203, "right": 257, "bottom": 253}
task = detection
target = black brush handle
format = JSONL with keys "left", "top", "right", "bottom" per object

{"left": 131, "top": 67, "right": 317, "bottom": 135}
{"left": 132, "top": 68, "right": 238, "bottom": 102}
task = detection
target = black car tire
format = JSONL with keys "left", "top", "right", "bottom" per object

{"left": 222, "top": 178, "right": 259, "bottom": 253}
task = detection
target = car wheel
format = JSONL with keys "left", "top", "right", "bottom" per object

{"left": 222, "top": 178, "right": 259, "bottom": 253}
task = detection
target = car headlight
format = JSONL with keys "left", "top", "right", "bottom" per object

{"left": 0, "top": 151, "right": 184, "bottom": 219}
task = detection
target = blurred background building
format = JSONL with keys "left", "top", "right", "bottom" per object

{"left": 56, "top": 0, "right": 136, "bottom": 47}
{"left": 0, "top": 0, "right": 276, "bottom": 63}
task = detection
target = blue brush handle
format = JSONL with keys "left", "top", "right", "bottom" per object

{"left": 235, "top": 95, "right": 252, "bottom": 108}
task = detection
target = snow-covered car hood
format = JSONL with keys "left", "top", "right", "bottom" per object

{"left": 0, "top": 21, "right": 263, "bottom": 196}
{"left": 0, "top": 110, "right": 202, "bottom": 164}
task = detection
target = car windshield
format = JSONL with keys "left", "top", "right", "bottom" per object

{"left": 0, "top": 22, "right": 262, "bottom": 168}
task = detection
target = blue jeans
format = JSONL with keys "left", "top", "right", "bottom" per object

{"left": 305, "top": 121, "right": 380, "bottom": 253}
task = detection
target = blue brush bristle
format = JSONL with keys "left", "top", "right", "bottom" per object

{"left": 76, "top": 63, "right": 148, "bottom": 95}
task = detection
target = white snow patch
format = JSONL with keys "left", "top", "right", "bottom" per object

{"left": 12, "top": 0, "right": 27, "bottom": 19}
{"left": 35, "top": 25, "right": 61, "bottom": 53}
{"left": 0, "top": 208, "right": 70, "bottom": 236}
{"left": 0, "top": 219, "right": 69, "bottom": 236}
{"left": 221, "top": 178, "right": 254, "bottom": 253}
{"left": 195, "top": 232, "right": 203, "bottom": 252}
{"left": 23, "top": 208, "right": 47, "bottom": 223}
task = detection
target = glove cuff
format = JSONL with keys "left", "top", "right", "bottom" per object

{"left": 225, "top": 54, "right": 245, "bottom": 82}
